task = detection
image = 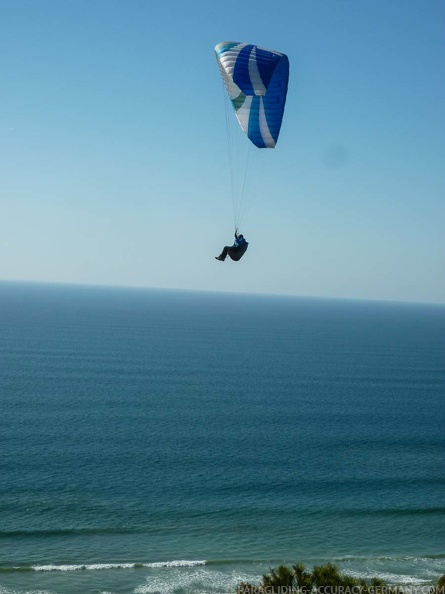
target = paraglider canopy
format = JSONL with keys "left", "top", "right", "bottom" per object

{"left": 215, "top": 41, "right": 289, "bottom": 148}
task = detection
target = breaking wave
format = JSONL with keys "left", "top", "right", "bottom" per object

{"left": 0, "top": 560, "right": 206, "bottom": 573}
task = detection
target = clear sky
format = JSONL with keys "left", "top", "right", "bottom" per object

{"left": 1, "top": 0, "right": 444, "bottom": 303}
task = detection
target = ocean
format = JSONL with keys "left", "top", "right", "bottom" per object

{"left": 0, "top": 281, "right": 444, "bottom": 594}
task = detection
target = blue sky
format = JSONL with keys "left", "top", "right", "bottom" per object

{"left": 1, "top": 0, "right": 444, "bottom": 303}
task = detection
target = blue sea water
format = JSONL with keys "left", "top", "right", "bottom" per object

{"left": 0, "top": 281, "right": 444, "bottom": 594}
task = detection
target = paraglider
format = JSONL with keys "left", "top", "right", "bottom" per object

{"left": 214, "top": 41, "right": 289, "bottom": 261}
{"left": 215, "top": 231, "right": 249, "bottom": 262}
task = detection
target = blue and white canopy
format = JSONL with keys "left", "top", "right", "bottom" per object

{"left": 215, "top": 41, "right": 289, "bottom": 148}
